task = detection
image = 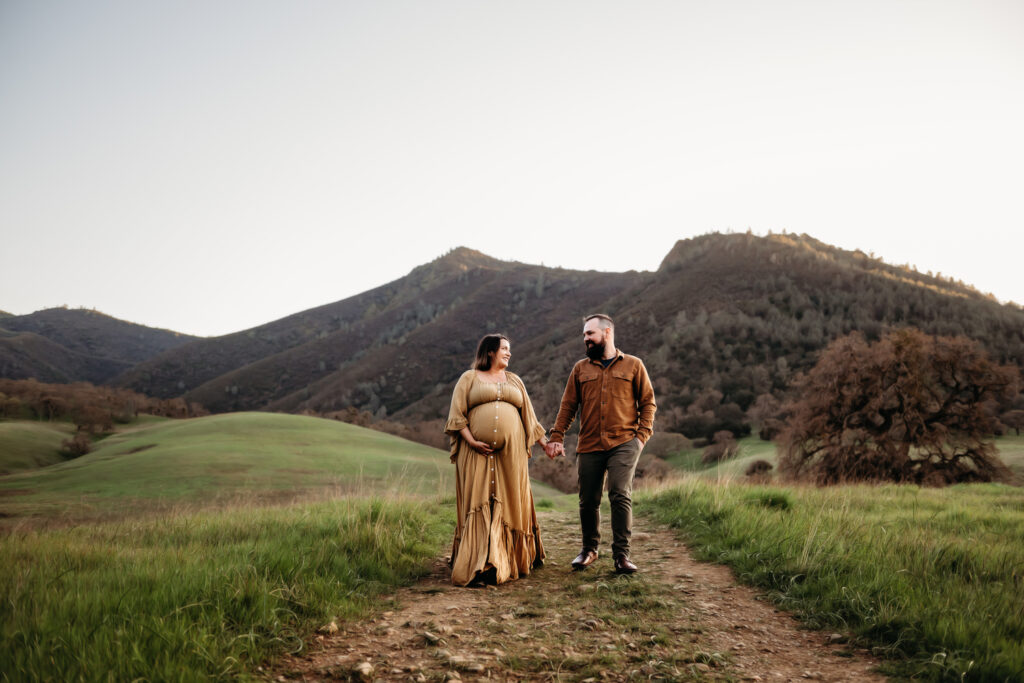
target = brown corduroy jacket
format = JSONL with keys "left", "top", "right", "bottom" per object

{"left": 549, "top": 351, "right": 656, "bottom": 454}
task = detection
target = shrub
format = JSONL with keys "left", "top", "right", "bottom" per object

{"left": 701, "top": 430, "right": 738, "bottom": 464}
{"left": 744, "top": 459, "right": 773, "bottom": 477}
{"left": 744, "top": 488, "right": 791, "bottom": 510}
{"left": 61, "top": 432, "right": 92, "bottom": 457}
{"left": 758, "top": 418, "right": 784, "bottom": 441}
{"left": 635, "top": 452, "right": 672, "bottom": 481}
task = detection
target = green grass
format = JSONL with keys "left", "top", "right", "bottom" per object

{"left": 0, "top": 411, "right": 577, "bottom": 680}
{"left": 0, "top": 413, "right": 454, "bottom": 521}
{"left": 663, "top": 436, "right": 778, "bottom": 479}
{"left": 0, "top": 496, "right": 452, "bottom": 681}
{"left": 529, "top": 478, "right": 573, "bottom": 513}
{"left": 0, "top": 420, "right": 75, "bottom": 475}
{"left": 644, "top": 479, "right": 1024, "bottom": 681}
{"left": 995, "top": 434, "right": 1024, "bottom": 480}
{"left": 664, "top": 434, "right": 1024, "bottom": 483}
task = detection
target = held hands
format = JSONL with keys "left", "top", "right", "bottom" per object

{"left": 543, "top": 441, "right": 565, "bottom": 459}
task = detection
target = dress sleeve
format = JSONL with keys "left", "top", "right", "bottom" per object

{"left": 509, "top": 372, "right": 546, "bottom": 458}
{"left": 444, "top": 371, "right": 474, "bottom": 461}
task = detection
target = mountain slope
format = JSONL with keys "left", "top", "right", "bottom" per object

{"left": 54, "top": 234, "right": 1024, "bottom": 439}
{"left": 114, "top": 248, "right": 521, "bottom": 401}
{"left": 531, "top": 232, "right": 1024, "bottom": 435}
{"left": 0, "top": 308, "right": 196, "bottom": 384}
{"left": 0, "top": 330, "right": 133, "bottom": 384}
{"left": 268, "top": 260, "right": 643, "bottom": 418}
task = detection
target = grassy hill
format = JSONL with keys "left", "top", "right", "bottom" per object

{"left": 109, "top": 234, "right": 1024, "bottom": 445}
{"left": 0, "top": 412, "right": 455, "bottom": 523}
{"left": 993, "top": 434, "right": 1024, "bottom": 481}
{"left": 663, "top": 436, "right": 778, "bottom": 477}
{"left": 0, "top": 420, "right": 75, "bottom": 475}
{"left": 663, "top": 434, "right": 1024, "bottom": 484}
{"left": 0, "top": 307, "right": 196, "bottom": 384}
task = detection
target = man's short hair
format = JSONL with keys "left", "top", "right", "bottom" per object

{"left": 583, "top": 313, "right": 614, "bottom": 330}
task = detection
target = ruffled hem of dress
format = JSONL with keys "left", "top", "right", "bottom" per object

{"left": 450, "top": 501, "right": 545, "bottom": 587}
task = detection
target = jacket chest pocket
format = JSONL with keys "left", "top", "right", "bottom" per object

{"left": 578, "top": 372, "right": 600, "bottom": 402}
{"left": 610, "top": 371, "right": 634, "bottom": 399}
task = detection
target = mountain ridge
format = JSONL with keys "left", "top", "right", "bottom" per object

{"left": 5, "top": 232, "right": 1022, "bottom": 441}
{"left": 117, "top": 232, "right": 1024, "bottom": 441}
{"left": 0, "top": 308, "right": 197, "bottom": 384}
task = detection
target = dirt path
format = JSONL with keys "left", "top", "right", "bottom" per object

{"left": 272, "top": 509, "right": 885, "bottom": 682}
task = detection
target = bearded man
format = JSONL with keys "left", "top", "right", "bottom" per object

{"left": 545, "top": 313, "right": 657, "bottom": 574}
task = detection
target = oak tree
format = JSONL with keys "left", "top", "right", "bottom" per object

{"left": 779, "top": 329, "right": 1018, "bottom": 485}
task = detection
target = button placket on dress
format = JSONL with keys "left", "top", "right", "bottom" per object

{"left": 490, "top": 382, "right": 501, "bottom": 497}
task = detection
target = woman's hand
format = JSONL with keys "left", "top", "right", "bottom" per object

{"left": 468, "top": 438, "right": 494, "bottom": 455}
{"left": 459, "top": 427, "right": 493, "bottom": 455}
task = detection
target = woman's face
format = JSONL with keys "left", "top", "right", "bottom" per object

{"left": 490, "top": 339, "right": 511, "bottom": 370}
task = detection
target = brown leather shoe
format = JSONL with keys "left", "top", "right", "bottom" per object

{"left": 571, "top": 549, "right": 598, "bottom": 571}
{"left": 614, "top": 555, "right": 638, "bottom": 574}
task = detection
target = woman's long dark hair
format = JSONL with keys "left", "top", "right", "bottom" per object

{"left": 472, "top": 333, "right": 509, "bottom": 370}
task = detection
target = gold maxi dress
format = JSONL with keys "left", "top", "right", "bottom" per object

{"left": 445, "top": 370, "right": 546, "bottom": 586}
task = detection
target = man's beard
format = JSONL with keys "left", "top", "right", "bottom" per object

{"left": 585, "top": 339, "right": 606, "bottom": 360}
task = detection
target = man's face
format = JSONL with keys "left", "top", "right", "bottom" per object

{"left": 583, "top": 319, "right": 608, "bottom": 359}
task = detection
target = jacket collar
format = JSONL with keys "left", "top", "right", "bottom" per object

{"left": 586, "top": 349, "right": 624, "bottom": 367}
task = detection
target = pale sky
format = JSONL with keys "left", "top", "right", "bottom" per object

{"left": 2, "top": 1, "right": 1022, "bottom": 337}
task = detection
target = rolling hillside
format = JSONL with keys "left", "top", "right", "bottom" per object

{"left": 115, "top": 233, "right": 1024, "bottom": 441}
{"left": 0, "top": 412, "right": 456, "bottom": 522}
{"left": 0, "top": 420, "right": 75, "bottom": 475}
{"left": 0, "top": 308, "right": 196, "bottom": 384}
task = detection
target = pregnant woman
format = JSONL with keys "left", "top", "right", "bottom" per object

{"left": 444, "top": 333, "right": 550, "bottom": 586}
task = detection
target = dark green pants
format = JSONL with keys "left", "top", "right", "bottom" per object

{"left": 577, "top": 438, "right": 642, "bottom": 558}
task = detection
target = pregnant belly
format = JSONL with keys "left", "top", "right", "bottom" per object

{"left": 468, "top": 402, "right": 520, "bottom": 451}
